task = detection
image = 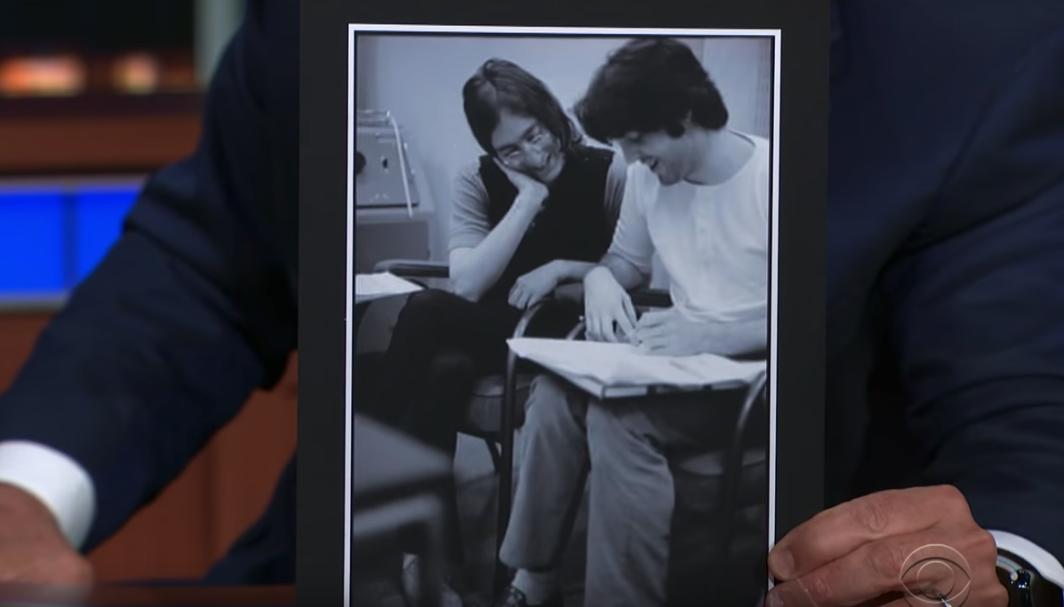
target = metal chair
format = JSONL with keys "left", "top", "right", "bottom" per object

{"left": 555, "top": 285, "right": 770, "bottom": 601}
{"left": 359, "top": 266, "right": 767, "bottom": 597}
{"left": 367, "top": 259, "right": 582, "bottom": 591}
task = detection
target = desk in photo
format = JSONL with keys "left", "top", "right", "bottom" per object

{"left": 507, "top": 342, "right": 770, "bottom": 596}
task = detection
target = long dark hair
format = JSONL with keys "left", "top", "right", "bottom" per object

{"left": 462, "top": 58, "right": 582, "bottom": 157}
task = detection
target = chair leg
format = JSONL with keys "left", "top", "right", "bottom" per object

{"left": 711, "top": 378, "right": 767, "bottom": 595}
{"left": 494, "top": 353, "right": 519, "bottom": 594}
{"left": 484, "top": 439, "right": 502, "bottom": 472}
{"left": 494, "top": 443, "right": 514, "bottom": 593}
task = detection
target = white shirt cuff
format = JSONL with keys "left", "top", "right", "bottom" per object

{"left": 0, "top": 441, "right": 95, "bottom": 550}
{"left": 990, "top": 529, "right": 1064, "bottom": 591}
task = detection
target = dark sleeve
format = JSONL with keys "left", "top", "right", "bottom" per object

{"left": 0, "top": 0, "right": 297, "bottom": 547}
{"left": 880, "top": 25, "right": 1064, "bottom": 559}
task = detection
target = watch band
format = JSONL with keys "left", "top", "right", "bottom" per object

{"left": 997, "top": 550, "right": 1063, "bottom": 607}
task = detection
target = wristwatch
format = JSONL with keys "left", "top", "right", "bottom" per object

{"left": 997, "top": 550, "right": 1064, "bottom": 607}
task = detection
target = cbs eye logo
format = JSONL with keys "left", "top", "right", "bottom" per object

{"left": 899, "top": 544, "right": 972, "bottom": 607}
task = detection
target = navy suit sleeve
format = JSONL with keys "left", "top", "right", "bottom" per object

{"left": 880, "top": 25, "right": 1064, "bottom": 559}
{"left": 0, "top": 1, "right": 297, "bottom": 547}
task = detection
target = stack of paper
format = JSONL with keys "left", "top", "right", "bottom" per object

{"left": 507, "top": 337, "right": 766, "bottom": 398}
{"left": 355, "top": 272, "right": 423, "bottom": 304}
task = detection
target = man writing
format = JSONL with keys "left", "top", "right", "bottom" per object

{"left": 492, "top": 37, "right": 771, "bottom": 607}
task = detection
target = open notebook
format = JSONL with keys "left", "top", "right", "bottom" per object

{"left": 507, "top": 337, "right": 766, "bottom": 399}
{"left": 354, "top": 272, "right": 423, "bottom": 304}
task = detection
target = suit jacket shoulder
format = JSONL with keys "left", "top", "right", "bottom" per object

{"left": 827, "top": 0, "right": 1064, "bottom": 561}
{"left": 0, "top": 0, "right": 304, "bottom": 549}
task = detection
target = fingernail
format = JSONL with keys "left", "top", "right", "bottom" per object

{"left": 766, "top": 583, "right": 811, "bottom": 607}
{"left": 769, "top": 548, "right": 794, "bottom": 579}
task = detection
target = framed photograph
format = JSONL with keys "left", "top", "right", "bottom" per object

{"left": 299, "top": 1, "right": 829, "bottom": 605}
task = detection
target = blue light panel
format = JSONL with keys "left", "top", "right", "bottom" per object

{"left": 0, "top": 181, "right": 141, "bottom": 300}
{"left": 75, "top": 186, "right": 139, "bottom": 280}
{"left": 0, "top": 190, "right": 66, "bottom": 294}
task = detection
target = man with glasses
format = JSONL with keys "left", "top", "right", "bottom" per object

{"left": 355, "top": 57, "right": 628, "bottom": 606}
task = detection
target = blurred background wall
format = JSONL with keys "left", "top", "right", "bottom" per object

{"left": 0, "top": 0, "right": 298, "bottom": 582}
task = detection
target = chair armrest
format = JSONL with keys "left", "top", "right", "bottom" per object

{"left": 551, "top": 283, "right": 672, "bottom": 309}
{"left": 553, "top": 282, "right": 585, "bottom": 305}
{"left": 512, "top": 296, "right": 583, "bottom": 338}
{"left": 630, "top": 288, "right": 672, "bottom": 309}
{"left": 374, "top": 259, "right": 450, "bottom": 279}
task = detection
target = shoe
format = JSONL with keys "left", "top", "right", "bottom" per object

{"left": 491, "top": 584, "right": 564, "bottom": 607}
{"left": 399, "top": 556, "right": 465, "bottom": 607}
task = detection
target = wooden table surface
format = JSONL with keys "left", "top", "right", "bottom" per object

{"left": 0, "top": 583, "right": 294, "bottom": 606}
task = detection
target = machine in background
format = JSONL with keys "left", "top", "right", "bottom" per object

{"left": 353, "top": 109, "right": 438, "bottom": 353}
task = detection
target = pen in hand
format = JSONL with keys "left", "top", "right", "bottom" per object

{"left": 626, "top": 320, "right": 642, "bottom": 349}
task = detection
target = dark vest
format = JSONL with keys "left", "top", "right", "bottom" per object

{"left": 477, "top": 144, "right": 616, "bottom": 306}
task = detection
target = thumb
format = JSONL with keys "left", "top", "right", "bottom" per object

{"left": 621, "top": 295, "right": 638, "bottom": 323}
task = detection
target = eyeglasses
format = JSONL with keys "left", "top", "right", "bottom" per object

{"left": 497, "top": 126, "right": 551, "bottom": 166}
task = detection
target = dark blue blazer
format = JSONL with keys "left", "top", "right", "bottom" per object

{"left": 0, "top": 0, "right": 1062, "bottom": 585}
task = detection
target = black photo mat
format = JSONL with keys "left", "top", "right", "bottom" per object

{"left": 299, "top": 1, "right": 829, "bottom": 605}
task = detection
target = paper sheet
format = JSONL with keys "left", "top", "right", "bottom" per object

{"left": 355, "top": 272, "right": 422, "bottom": 303}
{"left": 507, "top": 337, "right": 765, "bottom": 389}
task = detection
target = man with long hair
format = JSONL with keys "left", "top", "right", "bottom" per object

{"left": 357, "top": 57, "right": 627, "bottom": 606}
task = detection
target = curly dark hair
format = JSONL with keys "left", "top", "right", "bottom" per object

{"left": 574, "top": 37, "right": 729, "bottom": 143}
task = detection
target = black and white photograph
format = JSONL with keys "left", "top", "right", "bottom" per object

{"left": 347, "top": 25, "right": 782, "bottom": 607}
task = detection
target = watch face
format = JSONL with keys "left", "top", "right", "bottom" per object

{"left": 997, "top": 563, "right": 1064, "bottom": 607}
{"left": 995, "top": 566, "right": 1024, "bottom": 605}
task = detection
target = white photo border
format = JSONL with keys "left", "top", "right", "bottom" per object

{"left": 345, "top": 23, "right": 783, "bottom": 605}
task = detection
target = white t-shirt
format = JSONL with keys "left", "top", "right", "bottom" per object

{"left": 608, "top": 130, "right": 771, "bottom": 325}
